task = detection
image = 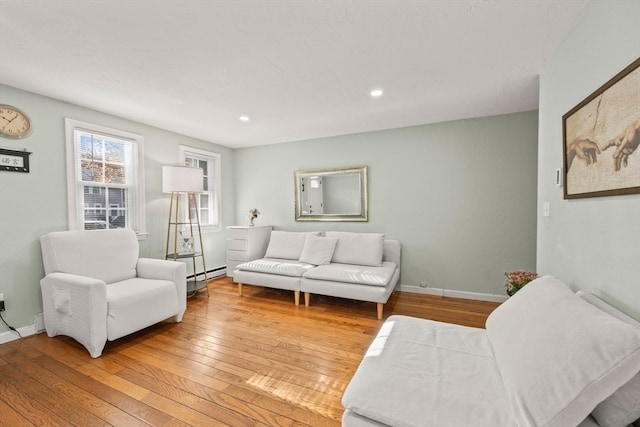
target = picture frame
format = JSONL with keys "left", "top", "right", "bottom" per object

{"left": 562, "top": 57, "right": 640, "bottom": 199}
{"left": 0, "top": 148, "right": 31, "bottom": 173}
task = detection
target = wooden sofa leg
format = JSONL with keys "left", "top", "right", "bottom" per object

{"left": 377, "top": 303, "right": 383, "bottom": 320}
{"left": 294, "top": 291, "right": 300, "bottom": 306}
{"left": 238, "top": 283, "right": 243, "bottom": 297}
{"left": 304, "top": 292, "right": 310, "bottom": 307}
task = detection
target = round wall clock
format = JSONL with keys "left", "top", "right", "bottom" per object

{"left": 0, "top": 104, "right": 32, "bottom": 139}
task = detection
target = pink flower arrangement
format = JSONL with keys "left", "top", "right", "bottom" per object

{"left": 504, "top": 270, "right": 538, "bottom": 296}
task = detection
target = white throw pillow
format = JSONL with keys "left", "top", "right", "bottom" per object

{"left": 485, "top": 275, "right": 640, "bottom": 427}
{"left": 264, "top": 231, "right": 318, "bottom": 260}
{"left": 325, "top": 231, "right": 384, "bottom": 267}
{"left": 576, "top": 291, "right": 640, "bottom": 427}
{"left": 299, "top": 234, "right": 338, "bottom": 266}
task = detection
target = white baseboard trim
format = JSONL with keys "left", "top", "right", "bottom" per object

{"left": 0, "top": 313, "right": 46, "bottom": 345}
{"left": 191, "top": 266, "right": 227, "bottom": 281}
{"left": 398, "top": 284, "right": 509, "bottom": 303}
{"left": 0, "top": 323, "right": 38, "bottom": 344}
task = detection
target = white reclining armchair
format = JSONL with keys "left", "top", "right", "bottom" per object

{"left": 40, "top": 229, "right": 187, "bottom": 358}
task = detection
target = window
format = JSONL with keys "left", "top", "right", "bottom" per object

{"left": 65, "top": 119, "right": 146, "bottom": 236}
{"left": 180, "top": 146, "right": 221, "bottom": 230}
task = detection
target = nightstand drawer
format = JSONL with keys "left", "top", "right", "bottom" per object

{"left": 226, "top": 227, "right": 249, "bottom": 240}
{"left": 227, "top": 249, "right": 250, "bottom": 261}
{"left": 226, "top": 239, "right": 248, "bottom": 251}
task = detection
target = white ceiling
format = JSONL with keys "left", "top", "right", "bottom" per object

{"left": 0, "top": 0, "right": 589, "bottom": 148}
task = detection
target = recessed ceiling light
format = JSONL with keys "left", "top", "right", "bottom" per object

{"left": 370, "top": 89, "right": 383, "bottom": 97}
{"left": 239, "top": 115, "right": 250, "bottom": 122}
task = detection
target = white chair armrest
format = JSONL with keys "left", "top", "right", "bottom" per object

{"left": 40, "top": 272, "right": 108, "bottom": 358}
{"left": 137, "top": 258, "right": 187, "bottom": 320}
{"left": 137, "top": 258, "right": 184, "bottom": 281}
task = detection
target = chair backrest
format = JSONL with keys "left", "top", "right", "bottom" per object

{"left": 40, "top": 229, "right": 139, "bottom": 283}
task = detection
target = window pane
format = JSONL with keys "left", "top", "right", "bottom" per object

{"left": 105, "top": 164, "right": 125, "bottom": 184}
{"left": 108, "top": 188, "right": 127, "bottom": 207}
{"left": 83, "top": 187, "right": 106, "bottom": 230}
{"left": 105, "top": 140, "right": 125, "bottom": 163}
{"left": 79, "top": 133, "right": 103, "bottom": 161}
{"left": 200, "top": 208, "right": 210, "bottom": 225}
{"left": 200, "top": 161, "right": 208, "bottom": 175}
{"left": 108, "top": 189, "right": 127, "bottom": 228}
{"left": 109, "top": 213, "right": 126, "bottom": 228}
{"left": 84, "top": 186, "right": 105, "bottom": 207}
{"left": 81, "top": 160, "right": 103, "bottom": 182}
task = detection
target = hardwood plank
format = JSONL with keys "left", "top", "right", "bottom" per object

{"left": 0, "top": 367, "right": 74, "bottom": 426}
{"left": 0, "top": 346, "right": 147, "bottom": 427}
{"left": 0, "top": 363, "right": 108, "bottom": 427}
{"left": 0, "top": 397, "right": 33, "bottom": 427}
{"left": 2, "top": 276, "right": 499, "bottom": 425}
{"left": 26, "top": 350, "right": 176, "bottom": 426}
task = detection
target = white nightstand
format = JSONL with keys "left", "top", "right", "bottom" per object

{"left": 225, "top": 225, "right": 273, "bottom": 277}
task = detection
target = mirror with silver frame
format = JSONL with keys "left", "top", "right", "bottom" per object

{"left": 295, "top": 165, "right": 368, "bottom": 221}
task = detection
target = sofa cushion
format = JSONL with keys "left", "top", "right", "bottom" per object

{"left": 106, "top": 278, "right": 179, "bottom": 340}
{"left": 235, "top": 258, "right": 315, "bottom": 277}
{"left": 592, "top": 375, "right": 640, "bottom": 427}
{"left": 303, "top": 262, "right": 396, "bottom": 287}
{"left": 326, "top": 232, "right": 384, "bottom": 267}
{"left": 342, "top": 315, "right": 514, "bottom": 427}
{"left": 299, "top": 234, "right": 338, "bottom": 265}
{"left": 577, "top": 291, "right": 640, "bottom": 427}
{"left": 485, "top": 275, "right": 640, "bottom": 427}
{"left": 264, "top": 231, "right": 318, "bottom": 260}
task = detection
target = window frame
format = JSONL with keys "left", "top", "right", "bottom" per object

{"left": 65, "top": 118, "right": 147, "bottom": 238}
{"left": 179, "top": 145, "right": 221, "bottom": 232}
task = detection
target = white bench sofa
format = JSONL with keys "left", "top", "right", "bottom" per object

{"left": 233, "top": 231, "right": 400, "bottom": 319}
{"left": 342, "top": 275, "right": 640, "bottom": 427}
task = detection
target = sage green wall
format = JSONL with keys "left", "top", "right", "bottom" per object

{"left": 537, "top": 0, "right": 640, "bottom": 319}
{"left": 0, "top": 84, "right": 235, "bottom": 333}
{"left": 234, "top": 111, "right": 539, "bottom": 296}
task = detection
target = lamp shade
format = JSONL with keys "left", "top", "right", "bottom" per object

{"left": 162, "top": 166, "right": 204, "bottom": 193}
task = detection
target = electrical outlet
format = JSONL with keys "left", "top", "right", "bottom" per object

{"left": 0, "top": 293, "right": 5, "bottom": 312}
{"left": 419, "top": 281, "right": 428, "bottom": 288}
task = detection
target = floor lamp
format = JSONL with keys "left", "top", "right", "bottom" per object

{"left": 162, "top": 165, "right": 209, "bottom": 297}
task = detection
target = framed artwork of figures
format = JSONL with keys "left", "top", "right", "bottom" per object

{"left": 562, "top": 57, "right": 640, "bottom": 199}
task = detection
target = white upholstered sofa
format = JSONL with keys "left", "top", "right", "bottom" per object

{"left": 233, "top": 231, "right": 401, "bottom": 319}
{"left": 40, "top": 229, "right": 187, "bottom": 358}
{"left": 342, "top": 275, "right": 640, "bottom": 427}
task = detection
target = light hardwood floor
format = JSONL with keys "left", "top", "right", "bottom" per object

{"left": 0, "top": 276, "right": 500, "bottom": 426}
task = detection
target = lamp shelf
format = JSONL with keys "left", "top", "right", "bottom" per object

{"left": 167, "top": 252, "right": 202, "bottom": 259}
{"left": 187, "top": 279, "right": 208, "bottom": 295}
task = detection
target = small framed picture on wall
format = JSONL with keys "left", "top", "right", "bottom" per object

{"left": 0, "top": 148, "right": 31, "bottom": 173}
